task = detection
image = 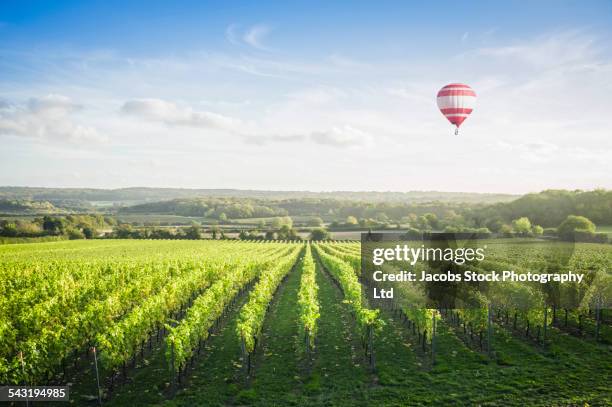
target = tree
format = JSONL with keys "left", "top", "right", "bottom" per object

{"left": 416, "top": 215, "right": 432, "bottom": 231}
{"left": 265, "top": 230, "right": 276, "bottom": 240}
{"left": 345, "top": 216, "right": 358, "bottom": 225}
{"left": 310, "top": 228, "right": 330, "bottom": 241}
{"left": 511, "top": 217, "right": 532, "bottom": 235}
{"left": 532, "top": 225, "right": 544, "bottom": 236}
{"left": 66, "top": 227, "right": 85, "bottom": 240}
{"left": 485, "top": 218, "right": 504, "bottom": 233}
{"left": 277, "top": 224, "right": 300, "bottom": 240}
{"left": 307, "top": 217, "right": 324, "bottom": 227}
{"left": 282, "top": 216, "right": 293, "bottom": 229}
{"left": 0, "top": 221, "right": 17, "bottom": 237}
{"left": 500, "top": 224, "right": 513, "bottom": 236}
{"left": 271, "top": 217, "right": 283, "bottom": 229}
{"left": 210, "top": 225, "right": 220, "bottom": 240}
{"left": 271, "top": 216, "right": 293, "bottom": 229}
{"left": 218, "top": 213, "right": 227, "bottom": 221}
{"left": 184, "top": 225, "right": 202, "bottom": 240}
{"left": 557, "top": 215, "right": 595, "bottom": 241}
{"left": 42, "top": 216, "right": 65, "bottom": 235}
{"left": 375, "top": 212, "right": 390, "bottom": 223}
{"left": 114, "top": 224, "right": 134, "bottom": 238}
{"left": 424, "top": 213, "right": 439, "bottom": 229}
{"left": 82, "top": 227, "right": 95, "bottom": 239}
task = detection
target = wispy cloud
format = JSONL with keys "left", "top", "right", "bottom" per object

{"left": 225, "top": 24, "right": 241, "bottom": 46}
{"left": 0, "top": 95, "right": 106, "bottom": 143}
{"left": 475, "top": 30, "right": 598, "bottom": 68}
{"left": 121, "top": 98, "right": 242, "bottom": 131}
{"left": 310, "top": 125, "right": 370, "bottom": 147}
{"left": 225, "top": 23, "right": 273, "bottom": 51}
{"left": 242, "top": 133, "right": 306, "bottom": 146}
{"left": 243, "top": 24, "right": 272, "bottom": 50}
{"left": 242, "top": 125, "right": 370, "bottom": 148}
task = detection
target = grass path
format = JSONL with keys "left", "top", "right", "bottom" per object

{"left": 246, "top": 259, "right": 304, "bottom": 405}
{"left": 307, "top": 262, "right": 370, "bottom": 406}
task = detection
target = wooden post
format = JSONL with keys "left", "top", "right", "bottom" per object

{"left": 431, "top": 313, "right": 436, "bottom": 366}
{"left": 543, "top": 307, "right": 548, "bottom": 343}
{"left": 487, "top": 305, "right": 493, "bottom": 357}
{"left": 170, "top": 344, "right": 176, "bottom": 393}
{"left": 19, "top": 351, "right": 29, "bottom": 407}
{"left": 595, "top": 299, "right": 601, "bottom": 342}
{"left": 92, "top": 347, "right": 102, "bottom": 406}
{"left": 368, "top": 325, "right": 375, "bottom": 370}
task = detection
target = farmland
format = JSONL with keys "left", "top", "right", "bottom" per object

{"left": 0, "top": 239, "right": 610, "bottom": 406}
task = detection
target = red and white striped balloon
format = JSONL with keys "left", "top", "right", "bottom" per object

{"left": 436, "top": 83, "right": 476, "bottom": 134}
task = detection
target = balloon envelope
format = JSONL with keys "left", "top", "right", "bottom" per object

{"left": 437, "top": 83, "right": 476, "bottom": 128}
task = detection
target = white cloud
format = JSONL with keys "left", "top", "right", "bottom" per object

{"left": 121, "top": 98, "right": 241, "bottom": 130}
{"left": 243, "top": 24, "right": 272, "bottom": 50}
{"left": 476, "top": 30, "right": 598, "bottom": 68}
{"left": 0, "top": 95, "right": 105, "bottom": 143}
{"left": 120, "top": 98, "right": 370, "bottom": 149}
{"left": 241, "top": 125, "right": 370, "bottom": 148}
{"left": 225, "top": 24, "right": 241, "bottom": 45}
{"left": 310, "top": 126, "right": 370, "bottom": 147}
{"left": 242, "top": 134, "right": 306, "bottom": 146}
{"left": 224, "top": 23, "right": 273, "bottom": 51}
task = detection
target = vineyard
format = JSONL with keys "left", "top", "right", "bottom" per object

{"left": 0, "top": 239, "right": 610, "bottom": 406}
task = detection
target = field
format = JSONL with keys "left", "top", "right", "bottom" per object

{"left": 0, "top": 239, "right": 610, "bottom": 406}
{"left": 597, "top": 225, "right": 612, "bottom": 238}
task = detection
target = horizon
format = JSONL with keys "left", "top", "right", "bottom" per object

{"left": 1, "top": 1, "right": 611, "bottom": 192}
{"left": 2, "top": 184, "right": 609, "bottom": 196}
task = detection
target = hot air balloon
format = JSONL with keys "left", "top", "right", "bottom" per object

{"left": 437, "top": 83, "right": 476, "bottom": 135}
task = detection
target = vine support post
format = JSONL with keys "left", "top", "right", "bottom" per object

{"left": 487, "top": 304, "right": 493, "bottom": 357}
{"left": 543, "top": 307, "right": 548, "bottom": 343}
{"left": 595, "top": 298, "right": 601, "bottom": 342}
{"left": 367, "top": 325, "right": 375, "bottom": 370}
{"left": 431, "top": 313, "right": 436, "bottom": 366}
{"left": 92, "top": 347, "right": 102, "bottom": 406}
{"left": 170, "top": 343, "right": 176, "bottom": 393}
{"left": 240, "top": 337, "right": 250, "bottom": 381}
{"left": 19, "top": 351, "right": 29, "bottom": 407}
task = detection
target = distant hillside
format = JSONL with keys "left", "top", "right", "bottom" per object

{"left": 467, "top": 189, "right": 612, "bottom": 227}
{"left": 0, "top": 187, "right": 518, "bottom": 205}
{"left": 0, "top": 199, "right": 60, "bottom": 214}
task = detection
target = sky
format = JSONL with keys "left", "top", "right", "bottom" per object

{"left": 0, "top": 0, "right": 611, "bottom": 193}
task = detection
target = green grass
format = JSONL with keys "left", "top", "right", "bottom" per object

{"left": 0, "top": 235, "right": 67, "bottom": 244}
{"left": 597, "top": 225, "right": 612, "bottom": 237}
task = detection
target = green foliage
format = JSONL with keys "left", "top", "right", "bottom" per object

{"left": 166, "top": 245, "right": 295, "bottom": 372}
{"left": 236, "top": 245, "right": 302, "bottom": 353}
{"left": 297, "top": 245, "right": 319, "bottom": 350}
{"left": 345, "top": 215, "right": 358, "bottom": 225}
{"left": 557, "top": 215, "right": 596, "bottom": 241}
{"left": 66, "top": 227, "right": 85, "bottom": 240}
{"left": 511, "top": 217, "right": 532, "bottom": 235}
{"left": 307, "top": 217, "right": 324, "bottom": 227}
{"left": 313, "top": 244, "right": 383, "bottom": 336}
{"left": 309, "top": 228, "right": 330, "bottom": 241}
{"left": 271, "top": 216, "right": 293, "bottom": 229}
{"left": 471, "top": 189, "right": 612, "bottom": 227}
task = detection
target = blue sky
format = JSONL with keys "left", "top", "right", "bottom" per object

{"left": 1, "top": 1, "right": 611, "bottom": 192}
